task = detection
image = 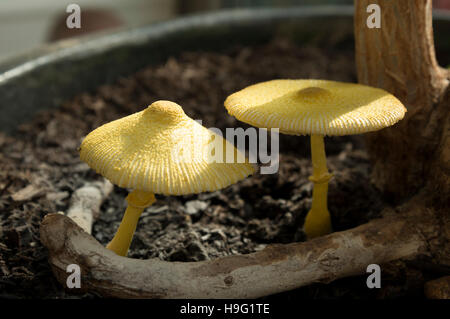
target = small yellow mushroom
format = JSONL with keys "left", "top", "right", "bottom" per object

{"left": 80, "top": 100, "right": 255, "bottom": 256}
{"left": 225, "top": 79, "right": 406, "bottom": 239}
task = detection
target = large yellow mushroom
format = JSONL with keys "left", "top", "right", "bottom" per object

{"left": 79, "top": 100, "right": 255, "bottom": 256}
{"left": 225, "top": 79, "right": 406, "bottom": 239}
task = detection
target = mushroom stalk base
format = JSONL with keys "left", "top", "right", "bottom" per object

{"left": 106, "top": 190, "right": 156, "bottom": 256}
{"left": 304, "top": 134, "right": 333, "bottom": 239}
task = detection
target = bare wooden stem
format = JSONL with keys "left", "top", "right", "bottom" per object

{"left": 66, "top": 179, "right": 113, "bottom": 234}
{"left": 354, "top": 0, "right": 449, "bottom": 200}
{"left": 40, "top": 198, "right": 442, "bottom": 299}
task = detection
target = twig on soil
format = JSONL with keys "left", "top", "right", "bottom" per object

{"left": 40, "top": 195, "right": 445, "bottom": 298}
{"left": 66, "top": 179, "right": 113, "bottom": 234}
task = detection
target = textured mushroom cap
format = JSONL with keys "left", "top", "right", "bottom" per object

{"left": 225, "top": 79, "right": 407, "bottom": 136}
{"left": 80, "top": 101, "right": 255, "bottom": 195}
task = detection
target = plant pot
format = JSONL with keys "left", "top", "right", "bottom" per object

{"left": 3, "top": 6, "right": 449, "bottom": 300}
{"left": 1, "top": 6, "right": 448, "bottom": 134}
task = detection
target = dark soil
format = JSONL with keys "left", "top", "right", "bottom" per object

{"left": 0, "top": 39, "right": 429, "bottom": 299}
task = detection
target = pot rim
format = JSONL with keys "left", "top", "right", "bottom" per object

{"left": 2, "top": 6, "right": 450, "bottom": 82}
{"left": 0, "top": 6, "right": 448, "bottom": 134}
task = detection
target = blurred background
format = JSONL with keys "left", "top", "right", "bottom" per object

{"left": 0, "top": 0, "right": 449, "bottom": 63}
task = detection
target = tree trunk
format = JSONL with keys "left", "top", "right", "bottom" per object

{"left": 354, "top": 0, "right": 449, "bottom": 202}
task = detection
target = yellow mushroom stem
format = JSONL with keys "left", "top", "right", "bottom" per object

{"left": 303, "top": 134, "right": 333, "bottom": 238}
{"left": 106, "top": 189, "right": 156, "bottom": 256}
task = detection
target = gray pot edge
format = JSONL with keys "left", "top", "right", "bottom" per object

{"left": 0, "top": 6, "right": 355, "bottom": 81}
{"left": 0, "top": 6, "right": 448, "bottom": 134}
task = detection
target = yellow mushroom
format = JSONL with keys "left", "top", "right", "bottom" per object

{"left": 225, "top": 79, "right": 406, "bottom": 239}
{"left": 80, "top": 100, "right": 255, "bottom": 256}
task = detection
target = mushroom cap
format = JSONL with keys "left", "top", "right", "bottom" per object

{"left": 224, "top": 79, "right": 407, "bottom": 136}
{"left": 80, "top": 101, "right": 255, "bottom": 195}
